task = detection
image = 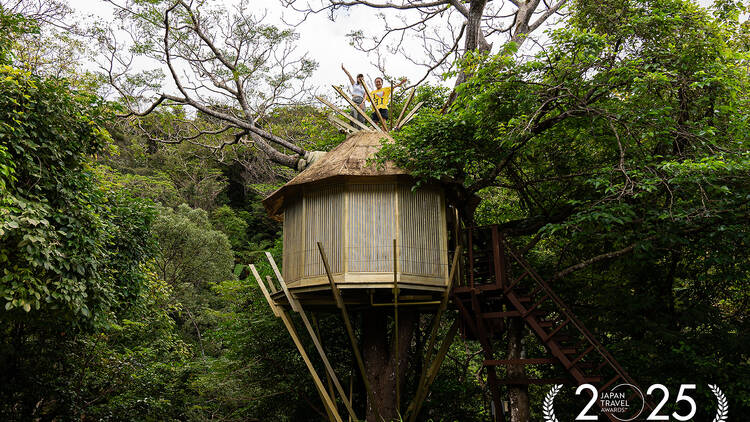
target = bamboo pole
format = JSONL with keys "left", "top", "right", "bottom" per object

{"left": 265, "top": 275, "right": 278, "bottom": 294}
{"left": 317, "top": 241, "right": 381, "bottom": 421}
{"left": 249, "top": 265, "right": 343, "bottom": 422}
{"left": 392, "top": 238, "right": 400, "bottom": 413}
{"left": 406, "top": 320, "right": 459, "bottom": 422}
{"left": 331, "top": 85, "right": 381, "bottom": 131}
{"left": 277, "top": 275, "right": 361, "bottom": 421}
{"left": 394, "top": 101, "right": 425, "bottom": 131}
{"left": 316, "top": 95, "right": 371, "bottom": 131}
{"left": 328, "top": 114, "right": 358, "bottom": 133}
{"left": 394, "top": 88, "right": 415, "bottom": 130}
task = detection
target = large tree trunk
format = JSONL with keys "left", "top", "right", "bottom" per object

{"left": 362, "top": 309, "right": 418, "bottom": 422}
{"left": 507, "top": 317, "right": 530, "bottom": 422}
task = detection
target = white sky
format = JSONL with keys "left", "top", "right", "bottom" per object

{"left": 69, "top": 0, "right": 430, "bottom": 92}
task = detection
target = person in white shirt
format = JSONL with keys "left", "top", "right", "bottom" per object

{"left": 341, "top": 64, "right": 367, "bottom": 124}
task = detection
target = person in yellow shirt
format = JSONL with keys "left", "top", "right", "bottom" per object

{"left": 369, "top": 77, "right": 407, "bottom": 122}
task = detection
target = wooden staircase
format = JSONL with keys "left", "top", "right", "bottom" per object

{"left": 451, "top": 225, "right": 650, "bottom": 422}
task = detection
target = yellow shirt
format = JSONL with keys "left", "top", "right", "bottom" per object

{"left": 370, "top": 86, "right": 392, "bottom": 110}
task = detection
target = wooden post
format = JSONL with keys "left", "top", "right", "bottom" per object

{"left": 275, "top": 271, "right": 361, "bottom": 421}
{"left": 316, "top": 95, "right": 371, "bottom": 131}
{"left": 405, "top": 246, "right": 462, "bottom": 421}
{"left": 392, "top": 238, "right": 400, "bottom": 413}
{"left": 249, "top": 265, "right": 343, "bottom": 422}
{"left": 265, "top": 275, "right": 278, "bottom": 294}
{"left": 317, "top": 242, "right": 381, "bottom": 421}
{"left": 394, "top": 88, "right": 415, "bottom": 130}
{"left": 423, "top": 246, "right": 462, "bottom": 365}
{"left": 266, "top": 252, "right": 300, "bottom": 313}
{"left": 328, "top": 114, "right": 358, "bottom": 133}
{"left": 394, "top": 101, "right": 424, "bottom": 131}
{"left": 331, "top": 85, "right": 382, "bottom": 131}
{"left": 406, "top": 320, "right": 460, "bottom": 422}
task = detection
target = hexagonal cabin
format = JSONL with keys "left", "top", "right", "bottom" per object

{"left": 263, "top": 131, "right": 449, "bottom": 304}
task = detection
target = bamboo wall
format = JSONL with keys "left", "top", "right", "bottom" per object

{"left": 281, "top": 181, "right": 448, "bottom": 290}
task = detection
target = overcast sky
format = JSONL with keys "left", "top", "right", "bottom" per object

{"left": 69, "top": 0, "right": 430, "bottom": 92}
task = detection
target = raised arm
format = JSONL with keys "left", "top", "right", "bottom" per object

{"left": 341, "top": 64, "right": 355, "bottom": 85}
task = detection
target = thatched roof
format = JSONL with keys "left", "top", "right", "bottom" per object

{"left": 263, "top": 131, "right": 408, "bottom": 217}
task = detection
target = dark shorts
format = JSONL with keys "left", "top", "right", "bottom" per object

{"left": 371, "top": 108, "right": 389, "bottom": 121}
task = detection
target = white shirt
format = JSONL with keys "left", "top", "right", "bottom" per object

{"left": 351, "top": 84, "right": 365, "bottom": 98}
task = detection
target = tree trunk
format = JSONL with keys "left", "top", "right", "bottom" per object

{"left": 362, "top": 309, "right": 418, "bottom": 422}
{"left": 507, "top": 317, "right": 530, "bottom": 422}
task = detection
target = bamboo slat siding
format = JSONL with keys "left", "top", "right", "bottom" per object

{"left": 348, "top": 184, "right": 395, "bottom": 272}
{"left": 282, "top": 199, "right": 304, "bottom": 282}
{"left": 304, "top": 185, "right": 344, "bottom": 276}
{"left": 398, "top": 186, "right": 443, "bottom": 276}
{"left": 282, "top": 181, "right": 447, "bottom": 287}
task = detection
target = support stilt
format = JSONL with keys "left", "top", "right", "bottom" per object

{"left": 249, "top": 265, "right": 343, "bottom": 422}
{"left": 317, "top": 242, "right": 382, "bottom": 421}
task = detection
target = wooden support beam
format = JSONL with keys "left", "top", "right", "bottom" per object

{"left": 406, "top": 320, "right": 459, "bottom": 422}
{"left": 316, "top": 95, "right": 371, "bottom": 132}
{"left": 277, "top": 278, "right": 361, "bottom": 421}
{"left": 265, "top": 275, "right": 278, "bottom": 294}
{"left": 266, "top": 252, "right": 300, "bottom": 313}
{"left": 331, "top": 85, "right": 381, "bottom": 131}
{"left": 394, "top": 88, "right": 415, "bottom": 130}
{"left": 327, "top": 114, "right": 357, "bottom": 133}
{"left": 249, "top": 265, "right": 343, "bottom": 422}
{"left": 394, "top": 101, "right": 424, "bottom": 131}
{"left": 422, "top": 246, "right": 462, "bottom": 366}
{"left": 483, "top": 358, "right": 559, "bottom": 366}
{"left": 250, "top": 265, "right": 279, "bottom": 317}
{"left": 317, "top": 242, "right": 381, "bottom": 421}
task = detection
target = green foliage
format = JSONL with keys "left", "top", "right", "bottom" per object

{"left": 0, "top": 65, "right": 122, "bottom": 323}
{"left": 381, "top": 0, "right": 750, "bottom": 417}
{"left": 0, "top": 64, "right": 170, "bottom": 419}
{"left": 210, "top": 205, "right": 249, "bottom": 250}
{"left": 152, "top": 203, "right": 234, "bottom": 288}
{"left": 0, "top": 5, "right": 38, "bottom": 64}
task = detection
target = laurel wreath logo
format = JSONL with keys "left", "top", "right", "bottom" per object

{"left": 708, "top": 384, "right": 728, "bottom": 422}
{"left": 543, "top": 384, "right": 563, "bottom": 422}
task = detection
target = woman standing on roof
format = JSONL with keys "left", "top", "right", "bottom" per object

{"left": 341, "top": 64, "right": 367, "bottom": 124}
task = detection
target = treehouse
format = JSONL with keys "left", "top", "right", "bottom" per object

{"left": 263, "top": 131, "right": 451, "bottom": 306}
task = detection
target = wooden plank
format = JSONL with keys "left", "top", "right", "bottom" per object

{"left": 331, "top": 85, "right": 379, "bottom": 130}
{"left": 250, "top": 265, "right": 341, "bottom": 421}
{"left": 394, "top": 88, "right": 415, "bottom": 129}
{"left": 249, "top": 265, "right": 279, "bottom": 317}
{"left": 280, "top": 278, "right": 361, "bottom": 421}
{"left": 265, "top": 275, "right": 278, "bottom": 294}
{"left": 327, "top": 114, "right": 357, "bottom": 133}
{"left": 484, "top": 358, "right": 558, "bottom": 366}
{"left": 316, "top": 94, "right": 371, "bottom": 131}
{"left": 394, "top": 101, "right": 424, "bottom": 130}
{"left": 317, "top": 241, "right": 381, "bottom": 421}
{"left": 278, "top": 310, "right": 344, "bottom": 422}
{"left": 266, "top": 251, "right": 300, "bottom": 313}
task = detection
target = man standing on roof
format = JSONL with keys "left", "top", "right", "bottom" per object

{"left": 369, "top": 76, "right": 407, "bottom": 122}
